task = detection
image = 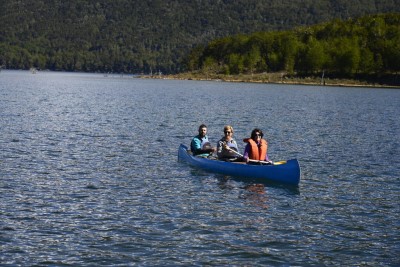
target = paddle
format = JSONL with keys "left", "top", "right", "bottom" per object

{"left": 225, "top": 147, "right": 277, "bottom": 165}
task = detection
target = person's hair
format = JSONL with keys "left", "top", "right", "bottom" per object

{"left": 251, "top": 128, "right": 263, "bottom": 139}
{"left": 224, "top": 125, "right": 234, "bottom": 133}
{"left": 198, "top": 124, "right": 207, "bottom": 132}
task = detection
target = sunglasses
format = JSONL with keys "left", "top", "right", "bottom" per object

{"left": 254, "top": 133, "right": 262, "bottom": 137}
{"left": 224, "top": 131, "right": 232, "bottom": 134}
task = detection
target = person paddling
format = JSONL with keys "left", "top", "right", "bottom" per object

{"left": 243, "top": 128, "right": 271, "bottom": 164}
{"left": 217, "top": 125, "right": 240, "bottom": 161}
{"left": 191, "top": 124, "right": 217, "bottom": 157}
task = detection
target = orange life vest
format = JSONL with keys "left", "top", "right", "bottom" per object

{"left": 243, "top": 138, "right": 268, "bottom": 160}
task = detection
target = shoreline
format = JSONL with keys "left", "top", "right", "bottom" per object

{"left": 2, "top": 68, "right": 397, "bottom": 88}
{"left": 142, "top": 72, "right": 400, "bottom": 89}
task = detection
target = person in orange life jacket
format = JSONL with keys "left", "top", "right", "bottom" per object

{"left": 217, "top": 125, "right": 239, "bottom": 160}
{"left": 243, "top": 128, "right": 271, "bottom": 163}
{"left": 190, "top": 124, "right": 217, "bottom": 156}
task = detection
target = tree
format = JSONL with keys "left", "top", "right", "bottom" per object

{"left": 326, "top": 37, "right": 360, "bottom": 75}
{"left": 202, "top": 56, "right": 218, "bottom": 78}
{"left": 186, "top": 46, "right": 205, "bottom": 71}
{"left": 280, "top": 32, "right": 300, "bottom": 74}
{"left": 382, "top": 39, "right": 400, "bottom": 73}
{"left": 297, "top": 38, "right": 326, "bottom": 74}
{"left": 358, "top": 48, "right": 375, "bottom": 73}
{"left": 244, "top": 45, "right": 261, "bottom": 74}
{"left": 227, "top": 53, "right": 244, "bottom": 74}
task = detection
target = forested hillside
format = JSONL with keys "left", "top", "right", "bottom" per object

{"left": 0, "top": 0, "right": 399, "bottom": 74}
{"left": 187, "top": 13, "right": 400, "bottom": 79}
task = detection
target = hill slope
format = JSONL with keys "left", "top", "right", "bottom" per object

{"left": 0, "top": 0, "right": 399, "bottom": 73}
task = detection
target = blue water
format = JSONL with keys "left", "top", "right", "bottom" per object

{"left": 1, "top": 70, "right": 399, "bottom": 266}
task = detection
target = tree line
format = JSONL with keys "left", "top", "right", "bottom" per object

{"left": 185, "top": 13, "right": 400, "bottom": 80}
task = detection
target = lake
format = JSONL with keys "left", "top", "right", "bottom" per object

{"left": 1, "top": 70, "right": 399, "bottom": 266}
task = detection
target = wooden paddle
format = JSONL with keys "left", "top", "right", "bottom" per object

{"left": 225, "top": 147, "right": 278, "bottom": 165}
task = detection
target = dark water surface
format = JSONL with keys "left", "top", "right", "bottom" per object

{"left": 1, "top": 71, "right": 399, "bottom": 266}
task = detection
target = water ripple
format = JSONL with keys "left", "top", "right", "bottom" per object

{"left": 0, "top": 71, "right": 399, "bottom": 266}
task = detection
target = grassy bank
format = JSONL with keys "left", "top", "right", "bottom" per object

{"left": 143, "top": 72, "right": 399, "bottom": 88}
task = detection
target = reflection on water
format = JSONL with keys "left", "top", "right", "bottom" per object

{"left": 0, "top": 71, "right": 399, "bottom": 266}
{"left": 241, "top": 184, "right": 269, "bottom": 209}
{"left": 216, "top": 177, "right": 269, "bottom": 209}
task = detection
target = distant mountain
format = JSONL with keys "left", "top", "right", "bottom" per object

{"left": 0, "top": 0, "right": 399, "bottom": 74}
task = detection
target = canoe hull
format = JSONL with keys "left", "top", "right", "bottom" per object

{"left": 178, "top": 144, "right": 300, "bottom": 185}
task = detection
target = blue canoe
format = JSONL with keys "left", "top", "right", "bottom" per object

{"left": 178, "top": 144, "right": 300, "bottom": 185}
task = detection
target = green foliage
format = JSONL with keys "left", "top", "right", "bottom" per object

{"left": 244, "top": 45, "right": 262, "bottom": 74}
{"left": 297, "top": 38, "right": 326, "bottom": 73}
{"left": 227, "top": 53, "right": 245, "bottom": 74}
{"left": 1, "top": 0, "right": 399, "bottom": 74}
{"left": 189, "top": 13, "right": 400, "bottom": 78}
{"left": 202, "top": 56, "right": 218, "bottom": 77}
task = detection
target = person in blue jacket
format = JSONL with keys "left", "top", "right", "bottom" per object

{"left": 191, "top": 124, "right": 216, "bottom": 157}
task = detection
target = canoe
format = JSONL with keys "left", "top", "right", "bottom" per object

{"left": 178, "top": 144, "right": 300, "bottom": 185}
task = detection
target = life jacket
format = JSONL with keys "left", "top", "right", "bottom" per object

{"left": 191, "top": 135, "right": 211, "bottom": 156}
{"left": 243, "top": 138, "right": 267, "bottom": 160}
{"left": 218, "top": 139, "right": 238, "bottom": 151}
{"left": 217, "top": 139, "right": 238, "bottom": 159}
{"left": 200, "top": 136, "right": 211, "bottom": 149}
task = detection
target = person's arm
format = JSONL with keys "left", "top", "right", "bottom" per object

{"left": 264, "top": 139, "right": 270, "bottom": 162}
{"left": 201, "top": 143, "right": 216, "bottom": 154}
{"left": 191, "top": 138, "right": 202, "bottom": 155}
{"left": 243, "top": 144, "right": 250, "bottom": 162}
{"left": 217, "top": 140, "right": 224, "bottom": 157}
